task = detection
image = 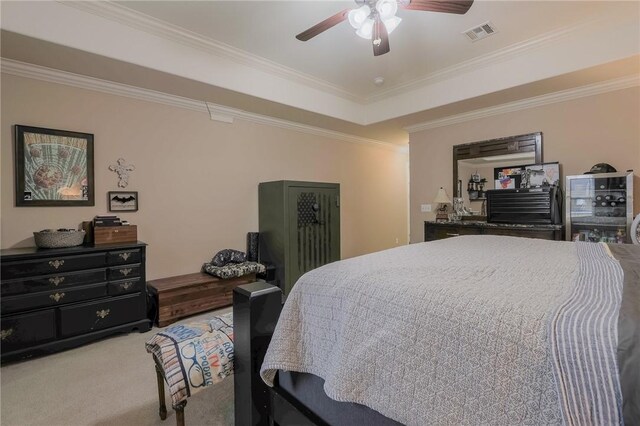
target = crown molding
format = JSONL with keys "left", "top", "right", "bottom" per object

{"left": 1, "top": 59, "right": 406, "bottom": 153}
{"left": 205, "top": 102, "right": 408, "bottom": 153}
{"left": 1, "top": 58, "right": 209, "bottom": 113}
{"left": 366, "top": 17, "right": 603, "bottom": 103}
{"left": 58, "top": 0, "right": 621, "bottom": 109}
{"left": 404, "top": 75, "right": 640, "bottom": 134}
{"left": 59, "top": 1, "right": 364, "bottom": 104}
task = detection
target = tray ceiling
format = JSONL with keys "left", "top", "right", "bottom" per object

{"left": 1, "top": 0, "right": 639, "bottom": 143}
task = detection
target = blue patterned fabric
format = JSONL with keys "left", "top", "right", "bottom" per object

{"left": 145, "top": 314, "right": 234, "bottom": 405}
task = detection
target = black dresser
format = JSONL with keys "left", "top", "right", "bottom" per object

{"left": 425, "top": 221, "right": 564, "bottom": 242}
{"left": 1, "top": 242, "right": 151, "bottom": 363}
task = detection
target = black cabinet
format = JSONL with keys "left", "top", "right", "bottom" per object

{"left": 0, "top": 242, "right": 150, "bottom": 363}
{"left": 425, "top": 221, "right": 564, "bottom": 242}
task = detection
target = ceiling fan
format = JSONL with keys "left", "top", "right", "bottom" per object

{"left": 296, "top": 0, "right": 474, "bottom": 56}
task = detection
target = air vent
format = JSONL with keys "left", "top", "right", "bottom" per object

{"left": 463, "top": 21, "right": 497, "bottom": 42}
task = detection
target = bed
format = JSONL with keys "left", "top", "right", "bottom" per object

{"left": 232, "top": 235, "right": 640, "bottom": 425}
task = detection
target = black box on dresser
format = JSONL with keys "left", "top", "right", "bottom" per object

{"left": 0, "top": 242, "right": 150, "bottom": 363}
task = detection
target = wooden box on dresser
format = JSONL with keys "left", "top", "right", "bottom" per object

{"left": 425, "top": 221, "right": 564, "bottom": 242}
{"left": 0, "top": 242, "right": 150, "bottom": 363}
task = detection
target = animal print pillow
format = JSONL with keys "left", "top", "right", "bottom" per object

{"left": 211, "top": 249, "right": 246, "bottom": 267}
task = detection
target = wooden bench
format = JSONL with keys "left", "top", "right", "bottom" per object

{"left": 148, "top": 272, "right": 256, "bottom": 327}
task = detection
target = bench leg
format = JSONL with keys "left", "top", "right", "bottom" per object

{"left": 155, "top": 364, "right": 168, "bottom": 420}
{"left": 174, "top": 401, "right": 187, "bottom": 426}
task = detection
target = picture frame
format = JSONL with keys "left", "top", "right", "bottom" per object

{"left": 524, "top": 162, "right": 560, "bottom": 187}
{"left": 108, "top": 191, "right": 138, "bottom": 212}
{"left": 14, "top": 125, "right": 94, "bottom": 206}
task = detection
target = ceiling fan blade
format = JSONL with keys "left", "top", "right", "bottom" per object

{"left": 400, "top": 0, "right": 474, "bottom": 14}
{"left": 296, "top": 9, "right": 351, "bottom": 41}
{"left": 372, "top": 16, "right": 390, "bottom": 56}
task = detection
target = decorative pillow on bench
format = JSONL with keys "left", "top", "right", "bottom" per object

{"left": 211, "top": 249, "right": 246, "bottom": 267}
{"left": 202, "top": 261, "right": 265, "bottom": 279}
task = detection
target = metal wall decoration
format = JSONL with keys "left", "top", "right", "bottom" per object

{"left": 14, "top": 125, "right": 95, "bottom": 207}
{"left": 109, "top": 158, "right": 135, "bottom": 188}
{"left": 108, "top": 191, "right": 138, "bottom": 212}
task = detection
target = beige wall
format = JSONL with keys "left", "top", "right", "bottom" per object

{"left": 410, "top": 87, "right": 640, "bottom": 243}
{"left": 1, "top": 74, "right": 409, "bottom": 280}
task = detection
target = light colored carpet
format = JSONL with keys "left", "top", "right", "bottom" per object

{"left": 1, "top": 308, "right": 234, "bottom": 426}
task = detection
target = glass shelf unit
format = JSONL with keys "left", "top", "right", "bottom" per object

{"left": 565, "top": 171, "right": 634, "bottom": 243}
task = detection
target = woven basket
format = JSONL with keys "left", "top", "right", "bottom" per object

{"left": 33, "top": 230, "right": 86, "bottom": 249}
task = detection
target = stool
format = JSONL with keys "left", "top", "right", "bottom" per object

{"left": 145, "top": 313, "right": 234, "bottom": 426}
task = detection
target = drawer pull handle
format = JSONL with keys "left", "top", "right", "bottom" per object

{"left": 119, "top": 268, "right": 133, "bottom": 277}
{"left": 96, "top": 309, "right": 110, "bottom": 319}
{"left": 119, "top": 252, "right": 131, "bottom": 261}
{"left": 446, "top": 233, "right": 460, "bottom": 237}
{"left": 121, "top": 282, "right": 133, "bottom": 290}
{"left": 49, "top": 292, "right": 65, "bottom": 302}
{"left": 49, "top": 276, "right": 65, "bottom": 286}
{"left": 49, "top": 259, "right": 65, "bottom": 269}
{"left": 1, "top": 328, "right": 13, "bottom": 340}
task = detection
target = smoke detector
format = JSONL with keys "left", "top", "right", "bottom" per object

{"left": 373, "top": 76, "right": 385, "bottom": 86}
{"left": 462, "top": 21, "right": 497, "bottom": 42}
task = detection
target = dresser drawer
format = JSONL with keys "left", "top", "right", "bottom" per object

{"left": 484, "top": 227, "right": 558, "bottom": 240}
{"left": 1, "top": 253, "right": 106, "bottom": 279}
{"left": 108, "top": 264, "right": 141, "bottom": 280}
{"left": 1, "top": 268, "right": 107, "bottom": 296}
{"left": 1, "top": 310, "right": 56, "bottom": 352}
{"left": 426, "top": 224, "right": 481, "bottom": 241}
{"left": 107, "top": 249, "right": 141, "bottom": 266}
{"left": 108, "top": 278, "right": 143, "bottom": 296}
{"left": 59, "top": 293, "right": 145, "bottom": 337}
{"left": 1, "top": 283, "right": 108, "bottom": 315}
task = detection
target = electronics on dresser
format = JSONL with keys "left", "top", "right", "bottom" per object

{"left": 486, "top": 186, "right": 562, "bottom": 225}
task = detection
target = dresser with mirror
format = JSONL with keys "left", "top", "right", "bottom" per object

{"left": 426, "top": 132, "right": 564, "bottom": 242}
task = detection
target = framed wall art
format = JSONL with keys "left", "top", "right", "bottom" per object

{"left": 108, "top": 191, "right": 138, "bottom": 212}
{"left": 14, "top": 125, "right": 94, "bottom": 206}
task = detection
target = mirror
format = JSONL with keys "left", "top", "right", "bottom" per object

{"left": 453, "top": 132, "right": 542, "bottom": 215}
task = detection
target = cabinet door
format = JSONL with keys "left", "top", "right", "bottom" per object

{"left": 287, "top": 187, "right": 340, "bottom": 295}
{"left": 567, "top": 174, "right": 631, "bottom": 243}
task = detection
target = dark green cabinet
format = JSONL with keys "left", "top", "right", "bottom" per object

{"left": 259, "top": 181, "right": 340, "bottom": 296}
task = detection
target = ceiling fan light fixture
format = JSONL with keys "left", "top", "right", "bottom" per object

{"left": 376, "top": 0, "right": 398, "bottom": 20}
{"left": 383, "top": 16, "right": 402, "bottom": 34}
{"left": 348, "top": 5, "right": 371, "bottom": 29}
{"left": 356, "top": 18, "right": 375, "bottom": 39}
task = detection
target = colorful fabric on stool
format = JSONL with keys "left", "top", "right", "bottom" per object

{"left": 145, "top": 313, "right": 234, "bottom": 406}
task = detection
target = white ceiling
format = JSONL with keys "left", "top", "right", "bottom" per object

{"left": 1, "top": 0, "right": 639, "bottom": 138}
{"left": 116, "top": 0, "right": 630, "bottom": 99}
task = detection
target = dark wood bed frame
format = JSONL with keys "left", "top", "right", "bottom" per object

{"left": 233, "top": 281, "right": 329, "bottom": 426}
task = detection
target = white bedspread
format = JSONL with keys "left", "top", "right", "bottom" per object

{"left": 261, "top": 235, "right": 584, "bottom": 425}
